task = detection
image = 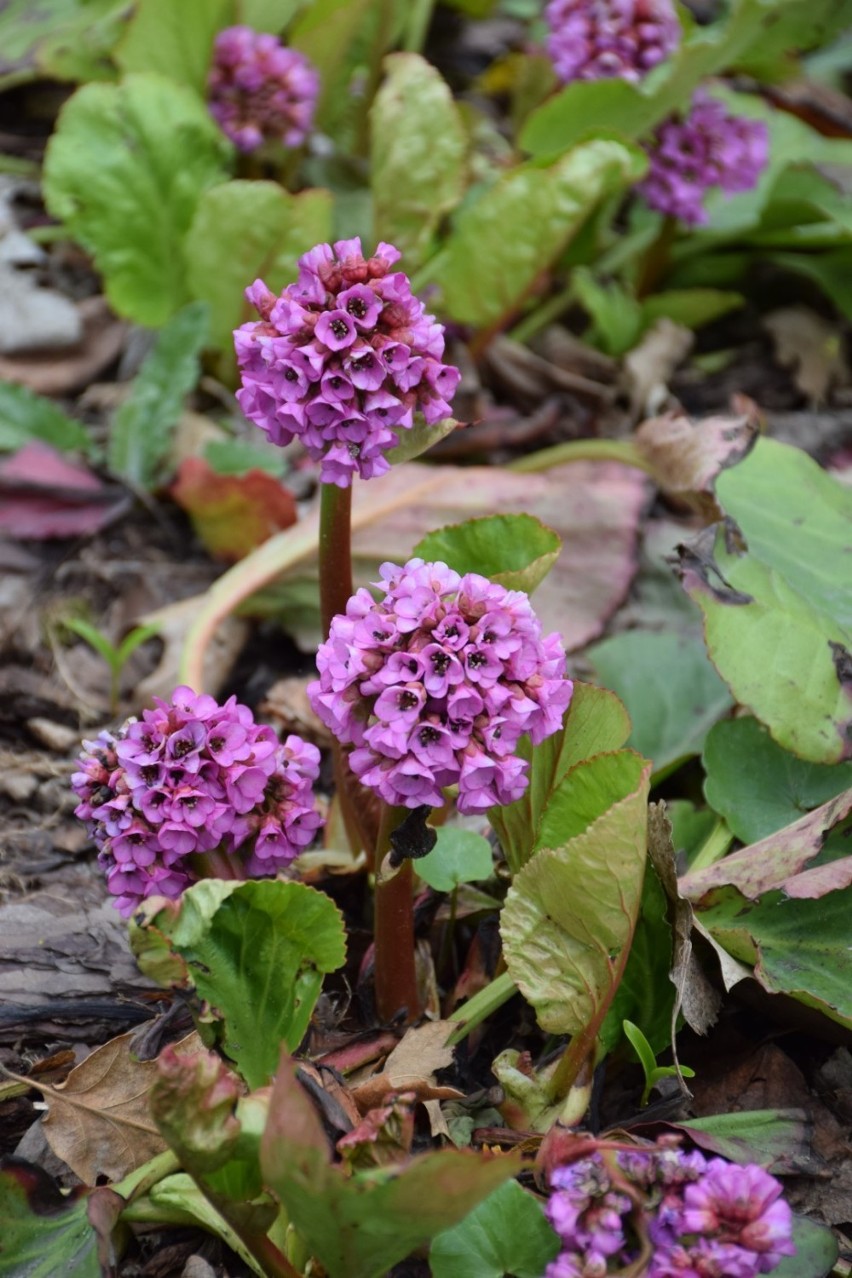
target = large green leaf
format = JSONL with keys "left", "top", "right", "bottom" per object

{"left": 488, "top": 682, "right": 632, "bottom": 876}
{"left": 589, "top": 629, "right": 732, "bottom": 777}
{"left": 435, "top": 140, "right": 644, "bottom": 329}
{"left": 0, "top": 1164, "right": 117, "bottom": 1278}
{"left": 289, "top": 0, "right": 381, "bottom": 136}
{"left": 43, "top": 74, "right": 232, "bottom": 327}
{"left": 429, "top": 1179, "right": 559, "bottom": 1278}
{"left": 108, "top": 301, "right": 208, "bottom": 488}
{"left": 115, "top": 0, "right": 232, "bottom": 92}
{"left": 671, "top": 1110, "right": 810, "bottom": 1172}
{"left": 696, "top": 884, "right": 852, "bottom": 1030}
{"left": 370, "top": 53, "right": 466, "bottom": 272}
{"left": 0, "top": 382, "right": 93, "bottom": 455}
{"left": 501, "top": 752, "right": 651, "bottom": 1061}
{"left": 414, "top": 513, "right": 561, "bottom": 595}
{"left": 703, "top": 716, "right": 852, "bottom": 843}
{"left": 260, "top": 1054, "right": 520, "bottom": 1278}
{"left": 677, "top": 438, "right": 852, "bottom": 763}
{"left": 132, "top": 880, "right": 346, "bottom": 1089}
{"left": 185, "top": 180, "right": 333, "bottom": 355}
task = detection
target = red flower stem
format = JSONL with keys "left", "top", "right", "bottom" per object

{"left": 318, "top": 482, "right": 373, "bottom": 859}
{"left": 374, "top": 804, "right": 422, "bottom": 1024}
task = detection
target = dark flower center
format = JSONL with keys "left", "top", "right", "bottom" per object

{"left": 419, "top": 726, "right": 440, "bottom": 746}
{"left": 173, "top": 739, "right": 193, "bottom": 758}
{"left": 431, "top": 651, "right": 451, "bottom": 674}
{"left": 352, "top": 353, "right": 374, "bottom": 371}
{"left": 399, "top": 690, "right": 419, "bottom": 710}
{"left": 141, "top": 765, "right": 159, "bottom": 785}
{"left": 468, "top": 652, "right": 487, "bottom": 669}
{"left": 209, "top": 736, "right": 224, "bottom": 752}
{"left": 285, "top": 368, "right": 298, "bottom": 381}
{"left": 331, "top": 318, "right": 350, "bottom": 339}
{"left": 347, "top": 297, "right": 369, "bottom": 319}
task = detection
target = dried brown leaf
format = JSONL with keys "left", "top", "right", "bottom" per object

{"left": 635, "top": 407, "right": 758, "bottom": 513}
{"left": 41, "top": 1030, "right": 201, "bottom": 1182}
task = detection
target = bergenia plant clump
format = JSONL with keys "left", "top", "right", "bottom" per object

{"left": 207, "top": 24, "right": 319, "bottom": 152}
{"left": 234, "top": 238, "right": 461, "bottom": 486}
{"left": 545, "top": 1140, "right": 795, "bottom": 1277}
{"left": 71, "top": 686, "right": 322, "bottom": 915}
{"left": 308, "top": 558, "right": 573, "bottom": 812}
{"left": 545, "top": 0, "right": 680, "bottom": 85}
{"left": 638, "top": 91, "right": 770, "bottom": 225}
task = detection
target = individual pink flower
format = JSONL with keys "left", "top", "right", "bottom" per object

{"left": 307, "top": 559, "right": 573, "bottom": 813}
{"left": 72, "top": 687, "right": 322, "bottom": 916}
{"left": 638, "top": 91, "right": 769, "bottom": 225}
{"left": 545, "top": 0, "right": 680, "bottom": 85}
{"left": 234, "top": 239, "right": 460, "bottom": 487}
{"left": 207, "top": 25, "right": 318, "bottom": 152}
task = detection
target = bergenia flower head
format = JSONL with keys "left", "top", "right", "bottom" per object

{"left": 234, "top": 239, "right": 460, "bottom": 487}
{"left": 307, "top": 559, "right": 573, "bottom": 813}
{"left": 543, "top": 1140, "right": 795, "bottom": 1278}
{"left": 545, "top": 0, "right": 680, "bottom": 85}
{"left": 71, "top": 687, "right": 322, "bottom": 916}
{"left": 638, "top": 91, "right": 769, "bottom": 226}
{"left": 208, "top": 25, "right": 319, "bottom": 152}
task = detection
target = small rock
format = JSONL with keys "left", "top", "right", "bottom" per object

{"left": 25, "top": 718, "right": 80, "bottom": 753}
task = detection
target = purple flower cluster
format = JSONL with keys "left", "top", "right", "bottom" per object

{"left": 71, "top": 686, "right": 322, "bottom": 916}
{"left": 207, "top": 24, "right": 318, "bottom": 152}
{"left": 545, "top": 1141, "right": 795, "bottom": 1278}
{"left": 234, "top": 238, "right": 460, "bottom": 487}
{"left": 307, "top": 559, "right": 573, "bottom": 813}
{"left": 638, "top": 92, "right": 770, "bottom": 226}
{"left": 545, "top": 0, "right": 680, "bottom": 85}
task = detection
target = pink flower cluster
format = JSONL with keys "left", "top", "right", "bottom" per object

{"left": 545, "top": 1141, "right": 795, "bottom": 1278}
{"left": 638, "top": 92, "right": 769, "bottom": 225}
{"left": 307, "top": 559, "right": 573, "bottom": 813}
{"left": 71, "top": 687, "right": 322, "bottom": 917}
{"left": 234, "top": 238, "right": 460, "bottom": 487}
{"left": 545, "top": 0, "right": 680, "bottom": 85}
{"left": 207, "top": 25, "right": 319, "bottom": 152}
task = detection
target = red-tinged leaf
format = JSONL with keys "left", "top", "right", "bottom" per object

{"left": 0, "top": 441, "right": 127, "bottom": 539}
{"left": 680, "top": 787, "right": 852, "bottom": 902}
{"left": 260, "top": 1051, "right": 521, "bottom": 1278}
{"left": 170, "top": 457, "right": 297, "bottom": 562}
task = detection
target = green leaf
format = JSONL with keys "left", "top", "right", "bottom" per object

{"left": 672, "top": 1109, "right": 811, "bottom": 1171}
{"left": 696, "top": 884, "right": 852, "bottom": 1030}
{"left": 601, "top": 858, "right": 674, "bottom": 1056}
{"left": 0, "top": 0, "right": 129, "bottom": 88}
{"left": 667, "top": 799, "right": 718, "bottom": 865}
{"left": 260, "top": 1054, "right": 521, "bottom": 1278}
{"left": 0, "top": 1165, "right": 109, "bottom": 1278}
{"left": 289, "top": 0, "right": 379, "bottom": 136}
{"left": 488, "top": 682, "right": 632, "bottom": 876}
{"left": 501, "top": 753, "right": 651, "bottom": 1039}
{"left": 771, "top": 250, "right": 852, "bottom": 320}
{"left": 429, "top": 1179, "right": 559, "bottom": 1278}
{"left": 185, "top": 180, "right": 333, "bottom": 356}
{"left": 109, "top": 301, "right": 208, "bottom": 488}
{"left": 537, "top": 750, "right": 649, "bottom": 852}
{"left": 0, "top": 381, "right": 93, "bottom": 455}
{"left": 115, "top": 621, "right": 162, "bottom": 666}
{"left": 703, "top": 716, "right": 852, "bottom": 843}
{"left": 133, "top": 880, "right": 347, "bottom": 1088}
{"left": 573, "top": 267, "right": 643, "bottom": 357}
{"left": 237, "top": 0, "right": 301, "bottom": 28}
{"left": 677, "top": 438, "right": 852, "bottom": 763}
{"left": 640, "top": 289, "right": 744, "bottom": 331}
{"left": 204, "top": 437, "right": 287, "bottom": 477}
{"left": 370, "top": 53, "right": 467, "bottom": 272}
{"left": 384, "top": 414, "right": 459, "bottom": 466}
{"left": 115, "top": 0, "right": 233, "bottom": 93}
{"left": 61, "top": 618, "right": 119, "bottom": 669}
{"left": 43, "top": 74, "right": 231, "bottom": 327}
{"left": 413, "top": 513, "right": 561, "bottom": 594}
{"left": 588, "top": 630, "right": 733, "bottom": 777}
{"left": 776, "top": 1215, "right": 839, "bottom": 1278}
{"left": 435, "top": 140, "right": 645, "bottom": 329}
{"left": 414, "top": 827, "right": 493, "bottom": 894}
{"left": 138, "top": 1173, "right": 267, "bottom": 1277}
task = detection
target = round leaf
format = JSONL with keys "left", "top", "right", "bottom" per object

{"left": 414, "top": 513, "right": 561, "bottom": 594}
{"left": 415, "top": 828, "right": 493, "bottom": 893}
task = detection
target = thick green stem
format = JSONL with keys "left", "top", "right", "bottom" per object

{"left": 403, "top": 0, "right": 436, "bottom": 51}
{"left": 374, "top": 804, "right": 422, "bottom": 1023}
